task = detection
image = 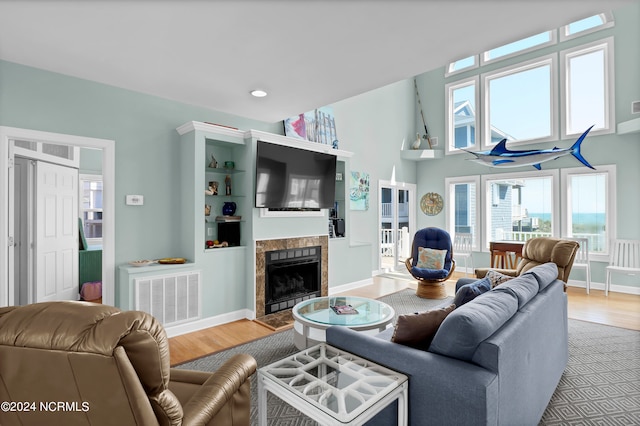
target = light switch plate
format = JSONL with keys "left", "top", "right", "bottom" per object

{"left": 126, "top": 195, "right": 144, "bottom": 206}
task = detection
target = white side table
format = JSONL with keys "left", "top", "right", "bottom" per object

{"left": 258, "top": 343, "right": 408, "bottom": 425}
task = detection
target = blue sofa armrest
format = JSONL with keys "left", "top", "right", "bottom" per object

{"left": 326, "top": 326, "right": 499, "bottom": 426}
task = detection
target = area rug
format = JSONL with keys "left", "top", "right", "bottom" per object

{"left": 177, "top": 289, "right": 640, "bottom": 425}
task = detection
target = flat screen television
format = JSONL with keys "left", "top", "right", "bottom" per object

{"left": 255, "top": 140, "right": 337, "bottom": 210}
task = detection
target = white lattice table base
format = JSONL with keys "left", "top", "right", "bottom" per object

{"left": 258, "top": 343, "right": 408, "bottom": 425}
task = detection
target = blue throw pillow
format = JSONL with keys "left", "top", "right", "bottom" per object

{"left": 453, "top": 277, "right": 491, "bottom": 307}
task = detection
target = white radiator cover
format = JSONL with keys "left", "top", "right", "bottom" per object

{"left": 135, "top": 270, "right": 201, "bottom": 326}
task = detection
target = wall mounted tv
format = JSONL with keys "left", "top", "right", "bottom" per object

{"left": 255, "top": 140, "right": 337, "bottom": 210}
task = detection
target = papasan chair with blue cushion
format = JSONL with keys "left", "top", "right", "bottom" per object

{"left": 405, "top": 227, "right": 456, "bottom": 298}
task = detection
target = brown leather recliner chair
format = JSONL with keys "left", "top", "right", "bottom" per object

{"left": 475, "top": 237, "right": 580, "bottom": 284}
{"left": 0, "top": 301, "right": 257, "bottom": 426}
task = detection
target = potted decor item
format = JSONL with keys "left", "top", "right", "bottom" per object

{"left": 225, "top": 174, "right": 232, "bottom": 195}
{"left": 205, "top": 181, "right": 218, "bottom": 196}
{"left": 222, "top": 201, "right": 236, "bottom": 216}
{"left": 208, "top": 154, "right": 218, "bottom": 168}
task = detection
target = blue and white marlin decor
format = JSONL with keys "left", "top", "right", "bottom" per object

{"left": 464, "top": 125, "right": 595, "bottom": 170}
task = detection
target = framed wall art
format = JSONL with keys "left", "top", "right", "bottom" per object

{"left": 349, "top": 171, "right": 370, "bottom": 211}
{"left": 284, "top": 106, "right": 339, "bottom": 148}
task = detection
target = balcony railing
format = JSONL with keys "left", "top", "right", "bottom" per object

{"left": 502, "top": 231, "right": 606, "bottom": 253}
{"left": 380, "top": 229, "right": 606, "bottom": 260}
{"left": 380, "top": 227, "right": 410, "bottom": 259}
{"left": 381, "top": 202, "right": 410, "bottom": 218}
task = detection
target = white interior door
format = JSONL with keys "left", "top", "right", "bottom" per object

{"left": 35, "top": 161, "right": 79, "bottom": 302}
{"left": 13, "top": 157, "right": 33, "bottom": 305}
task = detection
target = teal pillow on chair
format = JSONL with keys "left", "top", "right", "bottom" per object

{"left": 416, "top": 247, "right": 447, "bottom": 269}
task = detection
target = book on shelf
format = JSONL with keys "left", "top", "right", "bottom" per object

{"left": 215, "top": 215, "right": 241, "bottom": 222}
{"left": 331, "top": 304, "right": 358, "bottom": 315}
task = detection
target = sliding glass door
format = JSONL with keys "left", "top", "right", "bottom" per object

{"left": 379, "top": 181, "right": 416, "bottom": 272}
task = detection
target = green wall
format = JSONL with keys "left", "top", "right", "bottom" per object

{"left": 0, "top": 60, "right": 281, "bottom": 266}
{"left": 79, "top": 147, "right": 102, "bottom": 175}
{"left": 332, "top": 79, "right": 417, "bottom": 271}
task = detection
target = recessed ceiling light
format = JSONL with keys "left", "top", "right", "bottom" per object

{"left": 250, "top": 89, "right": 267, "bottom": 98}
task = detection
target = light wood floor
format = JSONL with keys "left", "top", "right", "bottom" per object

{"left": 168, "top": 272, "right": 640, "bottom": 365}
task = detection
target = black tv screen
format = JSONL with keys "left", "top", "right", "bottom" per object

{"left": 255, "top": 140, "right": 337, "bottom": 210}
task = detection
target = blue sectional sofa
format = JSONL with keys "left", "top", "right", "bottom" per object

{"left": 326, "top": 262, "right": 568, "bottom": 426}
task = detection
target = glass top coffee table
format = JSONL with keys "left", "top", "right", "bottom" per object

{"left": 258, "top": 343, "right": 408, "bottom": 425}
{"left": 292, "top": 296, "right": 395, "bottom": 350}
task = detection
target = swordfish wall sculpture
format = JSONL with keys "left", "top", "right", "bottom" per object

{"left": 463, "top": 125, "right": 595, "bottom": 170}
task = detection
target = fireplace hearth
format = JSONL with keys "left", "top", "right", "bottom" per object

{"left": 264, "top": 246, "right": 321, "bottom": 315}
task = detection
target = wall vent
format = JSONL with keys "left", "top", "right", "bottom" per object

{"left": 135, "top": 271, "right": 201, "bottom": 326}
{"left": 632, "top": 101, "right": 640, "bottom": 114}
{"left": 12, "top": 140, "right": 80, "bottom": 168}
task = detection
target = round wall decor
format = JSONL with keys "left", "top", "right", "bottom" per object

{"left": 420, "top": 192, "right": 443, "bottom": 216}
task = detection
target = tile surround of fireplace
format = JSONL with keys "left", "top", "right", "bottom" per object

{"left": 255, "top": 236, "right": 328, "bottom": 318}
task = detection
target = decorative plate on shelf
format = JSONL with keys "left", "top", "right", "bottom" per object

{"left": 129, "top": 260, "right": 156, "bottom": 267}
{"left": 420, "top": 192, "right": 443, "bottom": 216}
{"left": 157, "top": 257, "right": 187, "bottom": 264}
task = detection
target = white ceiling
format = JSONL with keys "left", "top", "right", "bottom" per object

{"left": 0, "top": 1, "right": 635, "bottom": 123}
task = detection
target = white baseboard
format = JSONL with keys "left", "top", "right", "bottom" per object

{"left": 329, "top": 278, "right": 374, "bottom": 295}
{"left": 164, "top": 308, "right": 253, "bottom": 338}
{"left": 566, "top": 279, "right": 640, "bottom": 295}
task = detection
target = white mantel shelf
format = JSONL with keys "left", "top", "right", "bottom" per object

{"left": 401, "top": 149, "right": 444, "bottom": 161}
{"left": 617, "top": 117, "right": 640, "bottom": 134}
{"left": 177, "top": 121, "right": 354, "bottom": 158}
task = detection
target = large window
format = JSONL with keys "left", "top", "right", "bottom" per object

{"left": 446, "top": 77, "right": 478, "bottom": 153}
{"left": 561, "top": 165, "right": 616, "bottom": 258}
{"left": 482, "top": 170, "right": 558, "bottom": 250}
{"left": 560, "top": 12, "right": 614, "bottom": 41}
{"left": 482, "top": 31, "right": 556, "bottom": 64}
{"left": 448, "top": 167, "right": 614, "bottom": 256}
{"left": 561, "top": 38, "right": 614, "bottom": 137}
{"left": 445, "top": 55, "right": 478, "bottom": 77}
{"left": 445, "top": 13, "right": 614, "bottom": 151}
{"left": 483, "top": 55, "right": 557, "bottom": 145}
{"left": 445, "top": 176, "right": 480, "bottom": 250}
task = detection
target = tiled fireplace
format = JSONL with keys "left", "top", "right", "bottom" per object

{"left": 255, "top": 236, "right": 328, "bottom": 318}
